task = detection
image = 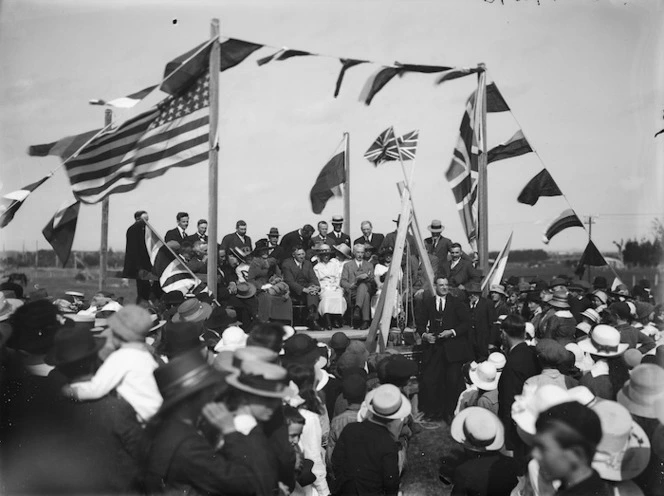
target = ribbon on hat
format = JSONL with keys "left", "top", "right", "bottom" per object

{"left": 238, "top": 373, "right": 286, "bottom": 393}
{"left": 462, "top": 421, "right": 496, "bottom": 448}
{"left": 590, "top": 337, "right": 619, "bottom": 354}
{"left": 594, "top": 449, "right": 624, "bottom": 472}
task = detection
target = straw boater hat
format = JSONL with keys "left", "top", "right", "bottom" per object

{"left": 235, "top": 282, "right": 257, "bottom": 299}
{"left": 451, "top": 407, "right": 505, "bottom": 452}
{"left": 331, "top": 215, "right": 344, "bottom": 224}
{"left": 488, "top": 352, "right": 506, "bottom": 373}
{"left": 489, "top": 284, "right": 507, "bottom": 297}
{"left": 213, "top": 326, "right": 248, "bottom": 353}
{"left": 578, "top": 325, "right": 629, "bottom": 358}
{"left": 469, "top": 361, "right": 499, "bottom": 391}
{"left": 427, "top": 219, "right": 444, "bottom": 233}
{"left": 365, "top": 384, "right": 412, "bottom": 420}
{"left": 173, "top": 299, "right": 213, "bottom": 324}
{"left": 580, "top": 308, "right": 601, "bottom": 323}
{"left": 617, "top": 364, "right": 664, "bottom": 419}
{"left": 226, "top": 359, "right": 290, "bottom": 398}
{"left": 213, "top": 345, "right": 279, "bottom": 374}
{"left": 333, "top": 243, "right": 352, "bottom": 259}
{"left": 45, "top": 327, "right": 105, "bottom": 366}
{"left": 512, "top": 384, "right": 573, "bottom": 436}
{"left": 591, "top": 400, "right": 651, "bottom": 482}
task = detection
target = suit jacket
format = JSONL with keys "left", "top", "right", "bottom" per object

{"left": 282, "top": 258, "right": 319, "bottom": 296}
{"left": 417, "top": 293, "right": 472, "bottom": 363}
{"left": 328, "top": 230, "right": 351, "bottom": 247}
{"left": 452, "top": 452, "right": 519, "bottom": 496}
{"left": 216, "top": 263, "right": 238, "bottom": 300}
{"left": 255, "top": 238, "right": 287, "bottom": 261}
{"left": 185, "top": 233, "right": 208, "bottom": 244}
{"left": 279, "top": 230, "right": 313, "bottom": 261}
{"left": 469, "top": 297, "right": 498, "bottom": 361}
{"left": 311, "top": 234, "right": 333, "bottom": 247}
{"left": 164, "top": 227, "right": 186, "bottom": 244}
{"left": 220, "top": 232, "right": 252, "bottom": 253}
{"left": 340, "top": 259, "right": 374, "bottom": 291}
{"left": 497, "top": 342, "right": 541, "bottom": 429}
{"left": 438, "top": 258, "right": 476, "bottom": 287}
{"left": 122, "top": 221, "right": 152, "bottom": 278}
{"left": 424, "top": 235, "right": 452, "bottom": 263}
{"left": 352, "top": 233, "right": 385, "bottom": 251}
{"left": 379, "top": 230, "right": 416, "bottom": 255}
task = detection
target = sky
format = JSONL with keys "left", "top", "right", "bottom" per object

{"left": 1, "top": 0, "right": 662, "bottom": 256}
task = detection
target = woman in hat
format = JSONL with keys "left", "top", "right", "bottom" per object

{"left": 579, "top": 325, "right": 630, "bottom": 401}
{"left": 313, "top": 244, "right": 346, "bottom": 330}
{"left": 247, "top": 245, "right": 292, "bottom": 324}
{"left": 490, "top": 284, "right": 510, "bottom": 318}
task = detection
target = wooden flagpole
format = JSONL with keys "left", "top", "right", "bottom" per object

{"left": 477, "top": 64, "right": 489, "bottom": 280}
{"left": 207, "top": 19, "right": 221, "bottom": 298}
{"left": 343, "top": 132, "right": 350, "bottom": 237}
{"left": 99, "top": 109, "right": 112, "bottom": 291}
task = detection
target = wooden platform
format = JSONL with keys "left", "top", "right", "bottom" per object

{"left": 297, "top": 327, "right": 369, "bottom": 342}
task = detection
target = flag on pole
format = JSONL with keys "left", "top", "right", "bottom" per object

{"left": 161, "top": 39, "right": 214, "bottom": 95}
{"left": 0, "top": 175, "right": 53, "bottom": 229}
{"left": 310, "top": 142, "right": 346, "bottom": 215}
{"left": 256, "top": 48, "right": 311, "bottom": 66}
{"left": 488, "top": 130, "right": 533, "bottom": 164}
{"left": 396, "top": 130, "right": 419, "bottom": 161}
{"left": 64, "top": 70, "right": 210, "bottom": 204}
{"left": 517, "top": 169, "right": 563, "bottom": 206}
{"left": 434, "top": 67, "right": 481, "bottom": 85}
{"left": 446, "top": 90, "right": 479, "bottom": 245}
{"left": 542, "top": 209, "right": 584, "bottom": 244}
{"left": 334, "top": 58, "right": 366, "bottom": 97}
{"left": 486, "top": 82, "right": 510, "bottom": 113}
{"left": 481, "top": 232, "right": 513, "bottom": 291}
{"left": 97, "top": 84, "right": 158, "bottom": 109}
{"left": 364, "top": 127, "right": 398, "bottom": 166}
{"left": 574, "top": 240, "right": 608, "bottom": 277}
{"left": 144, "top": 221, "right": 211, "bottom": 295}
{"left": 219, "top": 38, "right": 263, "bottom": 71}
{"left": 28, "top": 129, "right": 103, "bottom": 159}
{"left": 611, "top": 276, "right": 625, "bottom": 291}
{"left": 42, "top": 199, "right": 80, "bottom": 267}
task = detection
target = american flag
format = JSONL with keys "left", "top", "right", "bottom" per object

{"left": 364, "top": 127, "right": 397, "bottom": 166}
{"left": 64, "top": 70, "right": 210, "bottom": 204}
{"left": 144, "top": 220, "right": 211, "bottom": 296}
{"left": 445, "top": 90, "right": 480, "bottom": 247}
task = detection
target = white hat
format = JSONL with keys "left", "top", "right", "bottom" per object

{"left": 0, "top": 295, "right": 23, "bottom": 322}
{"left": 214, "top": 326, "right": 248, "bottom": 353}
{"left": 512, "top": 384, "right": 572, "bottom": 435}
{"left": 469, "top": 362, "right": 499, "bottom": 391}
{"left": 488, "top": 352, "right": 506, "bottom": 372}
{"left": 366, "top": 384, "right": 411, "bottom": 420}
{"left": 525, "top": 322, "right": 535, "bottom": 339}
{"left": 567, "top": 386, "right": 597, "bottom": 407}
{"left": 565, "top": 342, "right": 594, "bottom": 372}
{"left": 226, "top": 359, "right": 290, "bottom": 399}
{"left": 578, "top": 325, "right": 629, "bottom": 358}
{"left": 581, "top": 308, "right": 600, "bottom": 323}
{"left": 282, "top": 325, "right": 295, "bottom": 341}
{"left": 451, "top": 407, "right": 505, "bottom": 452}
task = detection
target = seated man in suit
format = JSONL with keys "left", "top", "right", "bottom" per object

{"left": 165, "top": 212, "right": 189, "bottom": 243}
{"left": 329, "top": 215, "right": 351, "bottom": 246}
{"left": 221, "top": 220, "right": 252, "bottom": 254}
{"left": 416, "top": 277, "right": 471, "bottom": 422}
{"left": 341, "top": 244, "right": 375, "bottom": 330}
{"left": 437, "top": 242, "right": 476, "bottom": 290}
{"left": 186, "top": 219, "right": 208, "bottom": 244}
{"left": 352, "top": 220, "right": 385, "bottom": 252}
{"left": 423, "top": 219, "right": 452, "bottom": 264}
{"left": 282, "top": 247, "right": 322, "bottom": 330}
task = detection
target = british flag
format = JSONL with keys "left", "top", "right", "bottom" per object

{"left": 396, "top": 130, "right": 419, "bottom": 161}
{"left": 364, "top": 127, "right": 418, "bottom": 166}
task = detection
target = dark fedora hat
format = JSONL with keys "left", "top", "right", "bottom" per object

{"left": 267, "top": 227, "right": 280, "bottom": 237}
{"left": 465, "top": 281, "right": 483, "bottom": 294}
{"left": 160, "top": 320, "right": 204, "bottom": 358}
{"left": 154, "top": 348, "right": 226, "bottom": 415}
{"left": 281, "top": 333, "right": 320, "bottom": 365}
{"left": 45, "top": 327, "right": 105, "bottom": 366}
{"left": 205, "top": 306, "right": 236, "bottom": 331}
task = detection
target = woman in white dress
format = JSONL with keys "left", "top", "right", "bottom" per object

{"left": 372, "top": 247, "right": 402, "bottom": 318}
{"left": 313, "top": 245, "right": 347, "bottom": 330}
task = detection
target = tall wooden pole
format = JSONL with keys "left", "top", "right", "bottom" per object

{"left": 343, "top": 132, "right": 350, "bottom": 237}
{"left": 477, "top": 65, "right": 489, "bottom": 278}
{"left": 99, "top": 109, "right": 112, "bottom": 291}
{"left": 206, "top": 19, "right": 220, "bottom": 298}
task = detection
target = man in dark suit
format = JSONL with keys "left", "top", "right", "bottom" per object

{"left": 186, "top": 219, "right": 208, "bottom": 244}
{"left": 423, "top": 219, "right": 452, "bottom": 263}
{"left": 379, "top": 216, "right": 416, "bottom": 256}
{"left": 279, "top": 224, "right": 315, "bottom": 262}
{"left": 437, "top": 242, "right": 476, "bottom": 289}
{"left": 220, "top": 220, "right": 252, "bottom": 254}
{"left": 122, "top": 211, "right": 154, "bottom": 303}
{"left": 328, "top": 215, "right": 351, "bottom": 246}
{"left": 352, "top": 220, "right": 384, "bottom": 251}
{"left": 466, "top": 282, "right": 498, "bottom": 361}
{"left": 341, "top": 244, "right": 375, "bottom": 330}
{"left": 282, "top": 247, "right": 321, "bottom": 330}
{"left": 311, "top": 221, "right": 332, "bottom": 247}
{"left": 497, "top": 315, "right": 541, "bottom": 463}
{"left": 164, "top": 212, "right": 189, "bottom": 243}
{"left": 255, "top": 227, "right": 286, "bottom": 262}
{"left": 416, "top": 276, "right": 471, "bottom": 421}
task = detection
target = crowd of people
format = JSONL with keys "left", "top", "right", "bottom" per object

{"left": 0, "top": 210, "right": 662, "bottom": 496}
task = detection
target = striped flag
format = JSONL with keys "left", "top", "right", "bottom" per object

{"left": 481, "top": 232, "right": 513, "bottom": 291}
{"left": 0, "top": 175, "right": 53, "bottom": 228}
{"left": 256, "top": 48, "right": 311, "bottom": 66}
{"left": 28, "top": 129, "right": 103, "bottom": 159}
{"left": 445, "top": 90, "right": 480, "bottom": 246}
{"left": 396, "top": 130, "right": 419, "bottom": 161}
{"left": 310, "top": 140, "right": 346, "bottom": 214}
{"left": 91, "top": 84, "right": 158, "bottom": 109}
{"left": 542, "top": 209, "right": 584, "bottom": 244}
{"left": 144, "top": 221, "right": 211, "bottom": 296}
{"left": 435, "top": 67, "right": 480, "bottom": 85}
{"left": 42, "top": 199, "right": 80, "bottom": 267}
{"left": 64, "top": 70, "right": 210, "bottom": 204}
{"left": 488, "top": 130, "right": 533, "bottom": 164}
{"left": 364, "top": 127, "right": 398, "bottom": 166}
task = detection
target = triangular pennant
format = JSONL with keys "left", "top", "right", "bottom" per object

{"left": 486, "top": 82, "right": 510, "bottom": 113}
{"left": 42, "top": 199, "right": 80, "bottom": 267}
{"left": 256, "top": 48, "right": 310, "bottom": 66}
{"left": 482, "top": 232, "right": 513, "bottom": 291}
{"left": 574, "top": 240, "right": 607, "bottom": 277}
{"left": 219, "top": 38, "right": 263, "bottom": 71}
{"left": 0, "top": 175, "right": 53, "bottom": 228}
{"left": 334, "top": 58, "right": 365, "bottom": 98}
{"left": 359, "top": 67, "right": 404, "bottom": 105}
{"left": 394, "top": 62, "right": 453, "bottom": 73}
{"left": 517, "top": 169, "right": 562, "bottom": 206}
{"left": 435, "top": 67, "right": 481, "bottom": 85}
{"left": 488, "top": 130, "right": 533, "bottom": 164}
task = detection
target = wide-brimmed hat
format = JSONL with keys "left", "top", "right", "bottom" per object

{"left": 204, "top": 306, "right": 236, "bottom": 331}
{"left": 488, "top": 352, "right": 506, "bottom": 373}
{"left": 617, "top": 364, "right": 664, "bottom": 418}
{"left": 45, "top": 327, "right": 105, "bottom": 366}
{"left": 154, "top": 348, "right": 226, "bottom": 415}
{"left": 149, "top": 313, "right": 167, "bottom": 332}
{"left": 427, "top": 219, "right": 444, "bottom": 233}
{"left": 108, "top": 305, "right": 153, "bottom": 342}
{"left": 366, "top": 384, "right": 411, "bottom": 420}
{"left": 565, "top": 343, "right": 594, "bottom": 372}
{"left": 315, "top": 243, "right": 334, "bottom": 255}
{"left": 0, "top": 293, "right": 22, "bottom": 322}
{"left": 281, "top": 333, "right": 320, "bottom": 365}
{"left": 235, "top": 282, "right": 257, "bottom": 299}
{"left": 581, "top": 308, "right": 601, "bottom": 324}
{"left": 229, "top": 246, "right": 249, "bottom": 263}
{"left": 451, "top": 407, "right": 505, "bottom": 452}
{"left": 212, "top": 345, "right": 279, "bottom": 374}
{"left": 62, "top": 313, "right": 96, "bottom": 332}
{"left": 330, "top": 331, "right": 350, "bottom": 351}
{"left": 591, "top": 400, "right": 651, "bottom": 481}
{"left": 214, "top": 326, "right": 247, "bottom": 353}
{"left": 333, "top": 243, "right": 352, "bottom": 259}
{"left": 465, "top": 281, "right": 483, "bottom": 294}
{"left": 512, "top": 384, "right": 573, "bottom": 435}
{"left": 160, "top": 320, "right": 204, "bottom": 357}
{"left": 591, "top": 289, "right": 609, "bottom": 306}
{"left": 172, "top": 299, "right": 213, "bottom": 323}
{"left": 226, "top": 359, "right": 290, "bottom": 398}
{"left": 549, "top": 289, "right": 570, "bottom": 309}
{"left": 568, "top": 385, "right": 598, "bottom": 407}
{"left": 469, "top": 361, "right": 499, "bottom": 391}
{"left": 578, "top": 325, "right": 629, "bottom": 357}
{"left": 489, "top": 284, "right": 506, "bottom": 297}
{"left": 267, "top": 227, "right": 280, "bottom": 237}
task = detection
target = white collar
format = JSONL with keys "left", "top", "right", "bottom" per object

{"left": 590, "top": 359, "right": 609, "bottom": 378}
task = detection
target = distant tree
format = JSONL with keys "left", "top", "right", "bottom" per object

{"left": 489, "top": 249, "right": 549, "bottom": 263}
{"left": 622, "top": 219, "right": 663, "bottom": 267}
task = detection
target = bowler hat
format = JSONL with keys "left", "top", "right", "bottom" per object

{"left": 537, "top": 401, "right": 603, "bottom": 446}
{"left": 160, "top": 320, "right": 204, "bottom": 357}
{"left": 154, "top": 348, "right": 226, "bottom": 415}
{"left": 267, "top": 227, "right": 280, "bottom": 237}
{"left": 7, "top": 299, "right": 59, "bottom": 354}
{"left": 329, "top": 331, "right": 350, "bottom": 351}
{"left": 506, "top": 275, "right": 520, "bottom": 287}
{"left": 226, "top": 359, "right": 290, "bottom": 398}
{"left": 45, "top": 327, "right": 105, "bottom": 366}
{"left": 173, "top": 299, "right": 213, "bottom": 323}
{"left": 205, "top": 306, "right": 236, "bottom": 331}
{"left": 549, "top": 278, "right": 567, "bottom": 289}
{"left": 617, "top": 364, "right": 664, "bottom": 418}
{"left": 451, "top": 407, "right": 504, "bottom": 452}
{"left": 427, "top": 220, "right": 444, "bottom": 233}
{"left": 235, "top": 282, "right": 257, "bottom": 299}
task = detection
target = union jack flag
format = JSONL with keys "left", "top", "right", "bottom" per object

{"left": 364, "top": 127, "right": 418, "bottom": 166}
{"left": 396, "top": 130, "right": 419, "bottom": 161}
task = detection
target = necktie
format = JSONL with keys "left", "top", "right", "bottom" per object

{"left": 433, "top": 237, "right": 437, "bottom": 249}
{"left": 437, "top": 298, "right": 442, "bottom": 312}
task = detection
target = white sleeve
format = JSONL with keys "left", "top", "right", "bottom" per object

{"left": 301, "top": 410, "right": 330, "bottom": 496}
{"left": 70, "top": 351, "right": 127, "bottom": 400}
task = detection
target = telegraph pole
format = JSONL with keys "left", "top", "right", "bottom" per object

{"left": 584, "top": 215, "right": 595, "bottom": 282}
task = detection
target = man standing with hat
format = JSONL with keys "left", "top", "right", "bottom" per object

{"left": 122, "top": 210, "right": 154, "bottom": 303}
{"left": 379, "top": 215, "right": 416, "bottom": 255}
{"left": 466, "top": 281, "right": 498, "bottom": 362}
{"left": 254, "top": 228, "right": 286, "bottom": 261}
{"left": 424, "top": 219, "right": 452, "bottom": 262}
{"left": 329, "top": 215, "right": 350, "bottom": 247}
{"left": 353, "top": 220, "right": 385, "bottom": 252}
